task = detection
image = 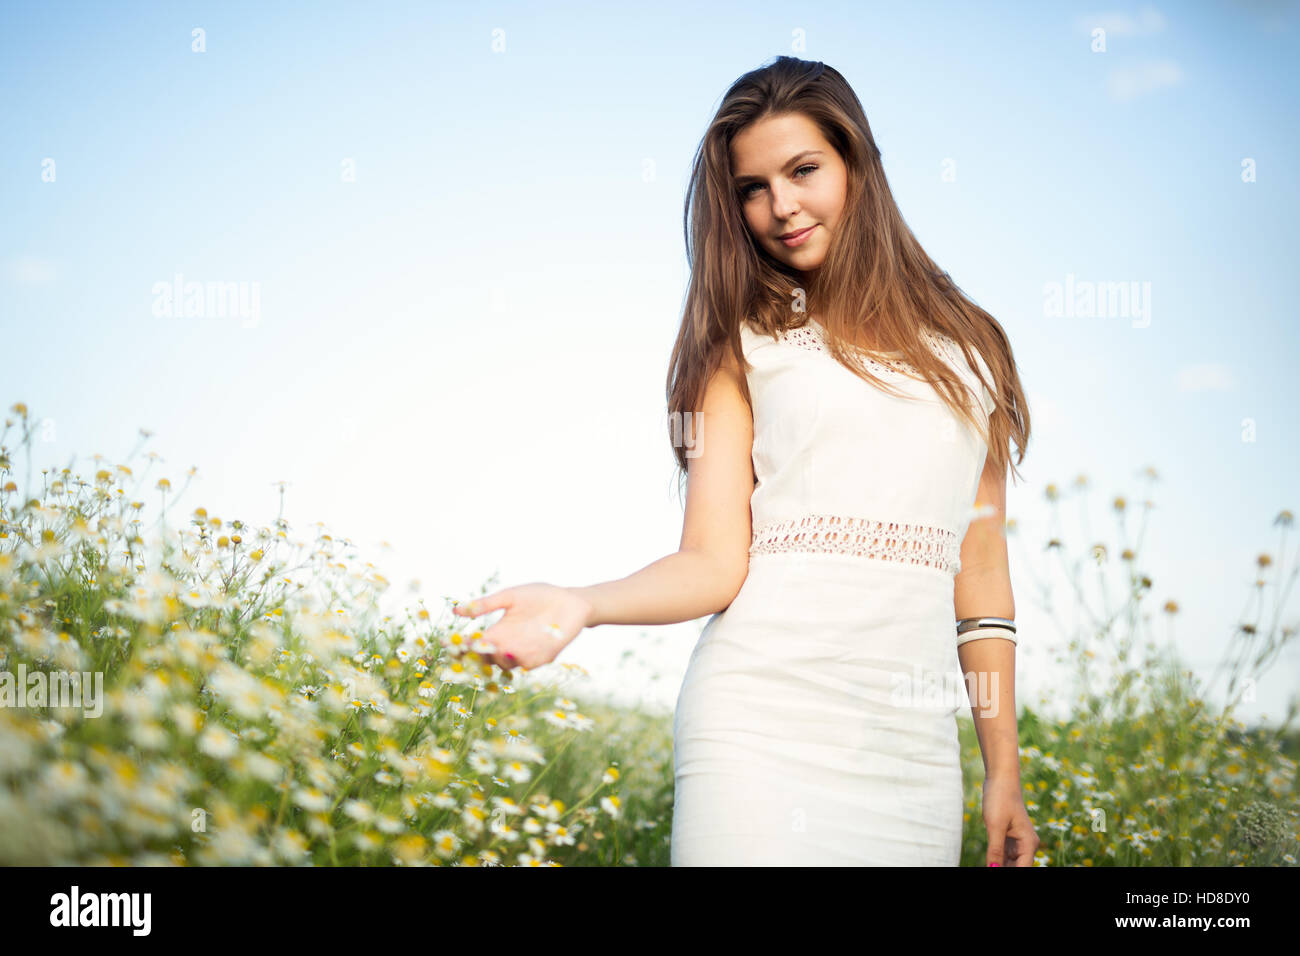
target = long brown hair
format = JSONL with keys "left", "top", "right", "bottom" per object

{"left": 665, "top": 56, "right": 1030, "bottom": 503}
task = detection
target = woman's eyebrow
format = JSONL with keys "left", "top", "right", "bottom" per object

{"left": 733, "top": 149, "right": 824, "bottom": 185}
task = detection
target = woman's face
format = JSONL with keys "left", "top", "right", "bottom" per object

{"left": 731, "top": 112, "right": 848, "bottom": 279}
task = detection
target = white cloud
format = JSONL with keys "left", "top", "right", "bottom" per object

{"left": 1177, "top": 363, "right": 1234, "bottom": 392}
{"left": 1076, "top": 4, "right": 1168, "bottom": 37}
{"left": 6, "top": 256, "right": 58, "bottom": 283}
{"left": 1107, "top": 59, "right": 1185, "bottom": 101}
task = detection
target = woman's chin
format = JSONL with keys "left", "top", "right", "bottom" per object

{"left": 782, "top": 254, "right": 823, "bottom": 279}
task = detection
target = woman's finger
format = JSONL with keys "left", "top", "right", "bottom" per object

{"left": 1018, "top": 827, "right": 1039, "bottom": 866}
{"left": 1002, "top": 835, "right": 1018, "bottom": 866}
{"left": 453, "top": 590, "right": 510, "bottom": 617}
{"left": 482, "top": 651, "right": 517, "bottom": 672}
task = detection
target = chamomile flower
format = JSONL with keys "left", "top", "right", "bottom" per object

{"left": 490, "top": 818, "right": 521, "bottom": 842}
{"left": 546, "top": 822, "right": 577, "bottom": 846}
{"left": 240, "top": 750, "right": 283, "bottom": 784}
{"left": 293, "top": 787, "right": 330, "bottom": 812}
{"left": 274, "top": 830, "right": 311, "bottom": 862}
{"left": 197, "top": 725, "right": 238, "bottom": 759}
{"left": 492, "top": 795, "right": 526, "bottom": 818}
{"left": 391, "top": 834, "right": 427, "bottom": 866}
{"left": 431, "top": 830, "right": 460, "bottom": 859}
{"left": 41, "top": 760, "right": 89, "bottom": 801}
{"left": 533, "top": 799, "right": 564, "bottom": 822}
{"left": 503, "top": 760, "right": 532, "bottom": 783}
{"left": 542, "top": 708, "right": 574, "bottom": 730}
{"left": 342, "top": 798, "right": 374, "bottom": 823}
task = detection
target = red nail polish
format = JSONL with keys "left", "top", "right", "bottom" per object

{"left": 988, "top": 862, "right": 1000, "bottom": 867}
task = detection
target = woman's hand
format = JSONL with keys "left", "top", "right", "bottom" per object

{"left": 451, "top": 583, "right": 593, "bottom": 673}
{"left": 981, "top": 774, "right": 1040, "bottom": 867}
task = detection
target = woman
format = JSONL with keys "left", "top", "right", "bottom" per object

{"left": 453, "top": 56, "right": 1039, "bottom": 867}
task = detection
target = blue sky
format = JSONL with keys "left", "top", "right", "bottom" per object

{"left": 2, "top": 1, "right": 1297, "bottom": 724}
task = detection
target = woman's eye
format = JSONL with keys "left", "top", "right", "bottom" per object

{"left": 740, "top": 164, "right": 817, "bottom": 199}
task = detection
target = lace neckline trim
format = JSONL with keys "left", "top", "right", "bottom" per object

{"left": 806, "top": 317, "right": 904, "bottom": 356}
{"left": 773, "top": 320, "right": 958, "bottom": 378}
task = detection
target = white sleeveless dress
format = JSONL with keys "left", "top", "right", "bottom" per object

{"left": 670, "top": 316, "right": 997, "bottom": 866}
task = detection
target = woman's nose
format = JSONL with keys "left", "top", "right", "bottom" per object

{"left": 769, "top": 184, "right": 800, "bottom": 220}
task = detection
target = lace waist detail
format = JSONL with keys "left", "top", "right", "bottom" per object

{"left": 749, "top": 514, "right": 961, "bottom": 575}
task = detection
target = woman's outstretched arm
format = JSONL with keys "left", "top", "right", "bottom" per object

{"left": 571, "top": 547, "right": 746, "bottom": 628}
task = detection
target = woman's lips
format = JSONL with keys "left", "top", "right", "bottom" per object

{"left": 779, "top": 225, "right": 817, "bottom": 247}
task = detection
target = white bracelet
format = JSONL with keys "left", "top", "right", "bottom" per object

{"left": 956, "top": 626, "right": 1018, "bottom": 647}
